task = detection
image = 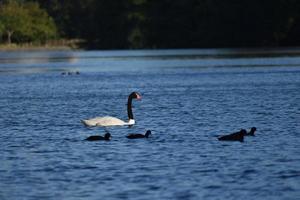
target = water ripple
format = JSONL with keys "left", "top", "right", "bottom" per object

{"left": 0, "top": 50, "right": 300, "bottom": 200}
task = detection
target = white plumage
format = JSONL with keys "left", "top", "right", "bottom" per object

{"left": 82, "top": 116, "right": 135, "bottom": 127}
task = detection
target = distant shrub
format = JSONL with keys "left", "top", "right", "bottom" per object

{"left": 0, "top": 0, "right": 57, "bottom": 44}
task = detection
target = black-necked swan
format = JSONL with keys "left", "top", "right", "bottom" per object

{"left": 126, "top": 130, "right": 151, "bottom": 139}
{"left": 244, "top": 127, "right": 257, "bottom": 136}
{"left": 218, "top": 129, "right": 246, "bottom": 142}
{"left": 81, "top": 92, "right": 142, "bottom": 127}
{"left": 85, "top": 133, "right": 111, "bottom": 141}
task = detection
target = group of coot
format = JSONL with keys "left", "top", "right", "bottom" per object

{"left": 85, "top": 130, "right": 151, "bottom": 141}
{"left": 61, "top": 71, "right": 80, "bottom": 75}
{"left": 217, "top": 127, "right": 257, "bottom": 142}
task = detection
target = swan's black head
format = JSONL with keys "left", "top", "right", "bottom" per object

{"left": 145, "top": 130, "right": 151, "bottom": 138}
{"left": 251, "top": 127, "right": 257, "bottom": 132}
{"left": 104, "top": 133, "right": 111, "bottom": 140}
{"left": 130, "top": 92, "right": 142, "bottom": 100}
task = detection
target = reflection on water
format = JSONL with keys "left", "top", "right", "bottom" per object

{"left": 1, "top": 48, "right": 300, "bottom": 74}
{"left": 0, "top": 49, "right": 299, "bottom": 200}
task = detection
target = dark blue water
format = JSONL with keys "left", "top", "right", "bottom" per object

{"left": 0, "top": 49, "right": 300, "bottom": 200}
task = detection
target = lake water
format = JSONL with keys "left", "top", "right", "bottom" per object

{"left": 0, "top": 48, "right": 299, "bottom": 200}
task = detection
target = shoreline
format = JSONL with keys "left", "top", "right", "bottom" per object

{"left": 0, "top": 46, "right": 74, "bottom": 51}
{"left": 1, "top": 43, "right": 300, "bottom": 55}
{"left": 0, "top": 39, "right": 82, "bottom": 51}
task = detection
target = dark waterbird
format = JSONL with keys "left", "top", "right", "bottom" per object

{"left": 244, "top": 127, "right": 257, "bottom": 136}
{"left": 61, "top": 71, "right": 80, "bottom": 75}
{"left": 85, "top": 133, "right": 111, "bottom": 141}
{"left": 126, "top": 130, "right": 151, "bottom": 139}
{"left": 218, "top": 129, "right": 246, "bottom": 142}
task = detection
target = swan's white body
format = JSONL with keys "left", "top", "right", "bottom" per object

{"left": 82, "top": 116, "right": 135, "bottom": 127}
{"left": 82, "top": 92, "right": 141, "bottom": 128}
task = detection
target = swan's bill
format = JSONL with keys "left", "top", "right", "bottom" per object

{"left": 136, "top": 94, "right": 142, "bottom": 100}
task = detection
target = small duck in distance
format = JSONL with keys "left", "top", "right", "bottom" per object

{"left": 218, "top": 129, "right": 246, "bottom": 142}
{"left": 244, "top": 127, "right": 257, "bottom": 136}
{"left": 126, "top": 130, "right": 151, "bottom": 139}
{"left": 61, "top": 71, "right": 80, "bottom": 75}
{"left": 85, "top": 132, "right": 111, "bottom": 141}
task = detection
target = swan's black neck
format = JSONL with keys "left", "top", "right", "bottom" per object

{"left": 127, "top": 95, "right": 134, "bottom": 119}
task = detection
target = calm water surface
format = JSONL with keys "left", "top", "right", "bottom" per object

{"left": 0, "top": 49, "right": 299, "bottom": 200}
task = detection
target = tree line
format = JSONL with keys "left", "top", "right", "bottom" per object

{"left": 1, "top": 0, "right": 300, "bottom": 49}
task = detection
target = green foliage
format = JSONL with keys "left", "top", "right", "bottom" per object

{"left": 0, "top": 0, "right": 27, "bottom": 43}
{"left": 0, "top": 21, "right": 4, "bottom": 33}
{"left": 23, "top": 2, "right": 57, "bottom": 42}
{"left": 0, "top": 0, "right": 57, "bottom": 44}
{"left": 146, "top": 0, "right": 300, "bottom": 48}
{"left": 2, "top": 0, "right": 300, "bottom": 48}
{"left": 128, "top": 27, "right": 144, "bottom": 48}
